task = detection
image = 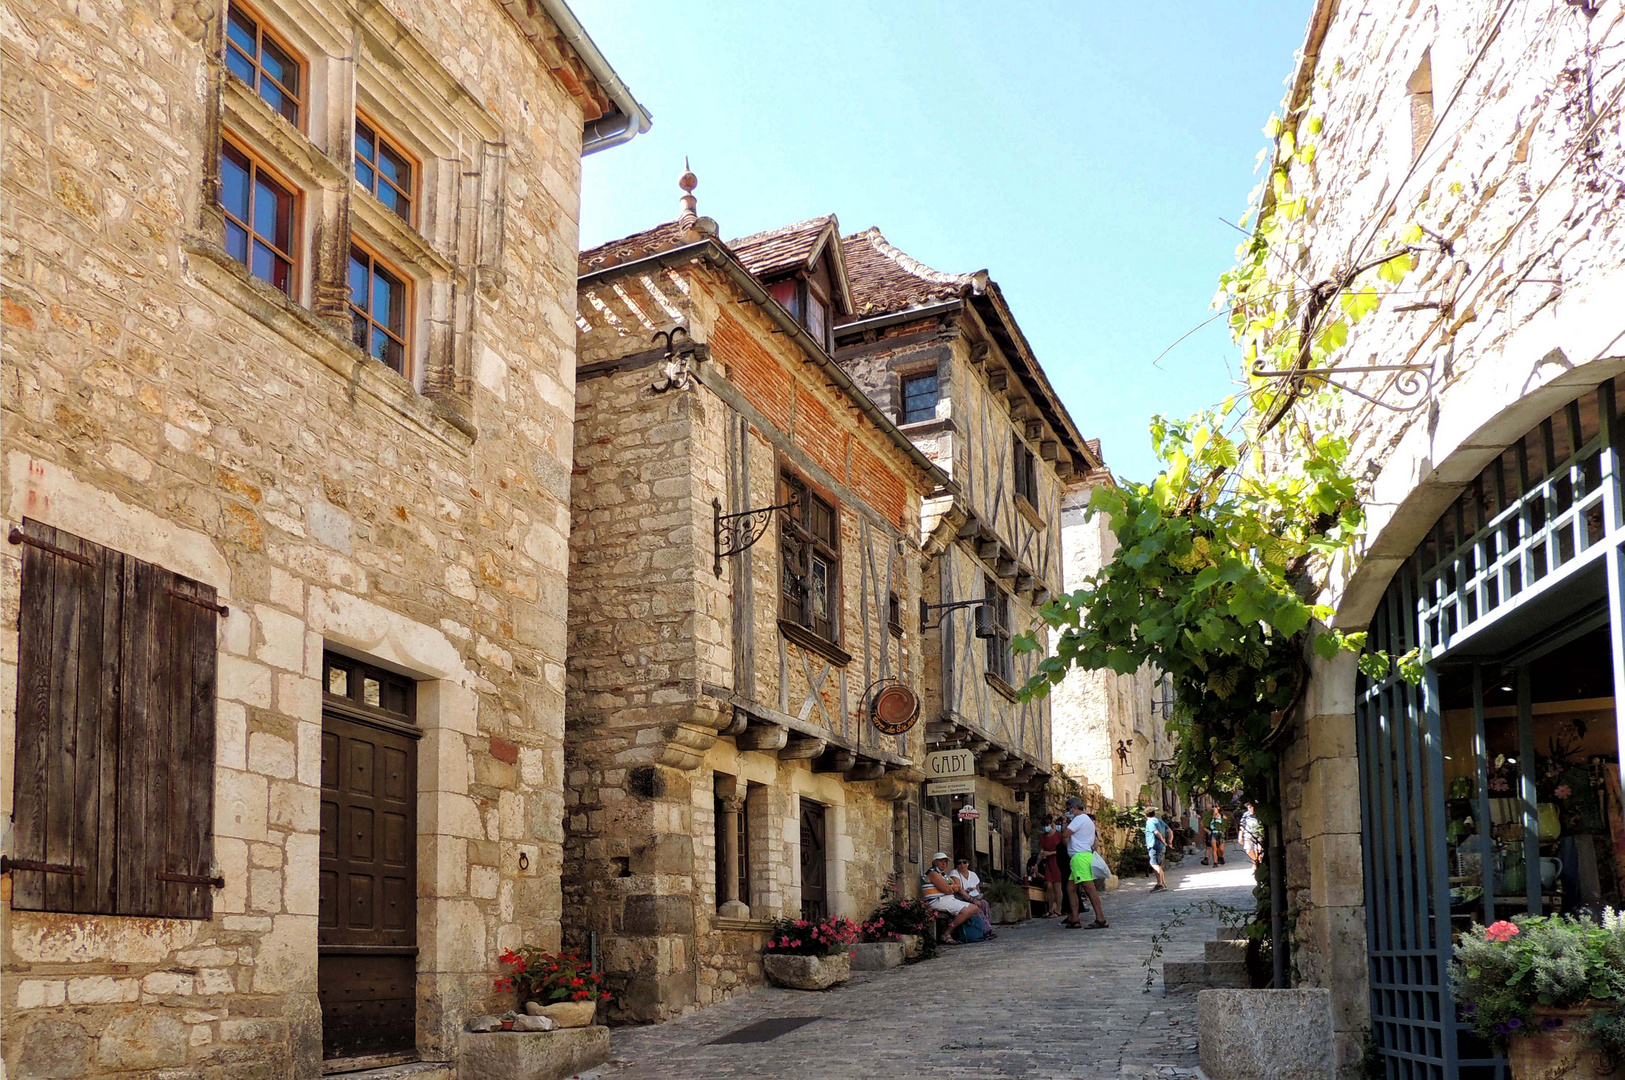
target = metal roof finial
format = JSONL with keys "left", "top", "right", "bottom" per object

{"left": 677, "top": 157, "right": 698, "bottom": 230}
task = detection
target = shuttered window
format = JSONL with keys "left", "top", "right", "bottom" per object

{"left": 10, "top": 520, "right": 221, "bottom": 919}
{"left": 779, "top": 472, "right": 840, "bottom": 642}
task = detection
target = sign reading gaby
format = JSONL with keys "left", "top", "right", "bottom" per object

{"left": 923, "top": 749, "right": 974, "bottom": 780}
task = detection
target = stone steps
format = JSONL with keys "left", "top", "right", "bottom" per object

{"left": 326, "top": 1063, "right": 453, "bottom": 1080}
{"left": 1205, "top": 939, "right": 1246, "bottom": 963}
{"left": 1163, "top": 960, "right": 1249, "bottom": 992}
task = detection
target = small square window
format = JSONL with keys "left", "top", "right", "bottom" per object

{"left": 348, "top": 244, "right": 411, "bottom": 374}
{"left": 355, "top": 116, "right": 416, "bottom": 225}
{"left": 225, "top": 2, "right": 303, "bottom": 127}
{"left": 220, "top": 140, "right": 297, "bottom": 295}
{"left": 901, "top": 372, "right": 938, "bottom": 424}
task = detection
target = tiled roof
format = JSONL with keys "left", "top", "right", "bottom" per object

{"left": 839, "top": 227, "right": 984, "bottom": 319}
{"left": 578, "top": 220, "right": 693, "bottom": 274}
{"left": 726, "top": 216, "right": 836, "bottom": 279}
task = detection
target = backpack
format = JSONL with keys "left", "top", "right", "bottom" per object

{"left": 957, "top": 918, "right": 987, "bottom": 943}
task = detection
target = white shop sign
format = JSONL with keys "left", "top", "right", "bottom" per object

{"left": 924, "top": 778, "right": 976, "bottom": 796}
{"left": 924, "top": 749, "right": 974, "bottom": 780}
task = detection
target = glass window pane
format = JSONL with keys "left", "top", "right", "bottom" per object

{"left": 225, "top": 45, "right": 256, "bottom": 85}
{"left": 276, "top": 94, "right": 299, "bottom": 127}
{"left": 348, "top": 252, "right": 368, "bottom": 309}
{"left": 220, "top": 146, "right": 250, "bottom": 219}
{"left": 371, "top": 329, "right": 388, "bottom": 360}
{"left": 355, "top": 120, "right": 375, "bottom": 164}
{"left": 363, "top": 677, "right": 381, "bottom": 708}
{"left": 251, "top": 239, "right": 275, "bottom": 283}
{"left": 327, "top": 663, "right": 349, "bottom": 697}
{"left": 381, "top": 335, "right": 403, "bottom": 372}
{"left": 355, "top": 160, "right": 375, "bottom": 191}
{"left": 224, "top": 220, "right": 249, "bottom": 263}
{"left": 373, "top": 266, "right": 402, "bottom": 331}
{"left": 351, "top": 312, "right": 368, "bottom": 350}
{"left": 270, "top": 253, "right": 291, "bottom": 294}
{"left": 377, "top": 184, "right": 399, "bottom": 215}
{"left": 807, "top": 296, "right": 826, "bottom": 342}
{"left": 810, "top": 558, "right": 829, "bottom": 618}
{"left": 227, "top": 7, "right": 257, "bottom": 54}
{"left": 378, "top": 143, "right": 409, "bottom": 189}
{"left": 260, "top": 38, "right": 296, "bottom": 96}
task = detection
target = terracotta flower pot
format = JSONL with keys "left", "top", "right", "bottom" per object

{"left": 1507, "top": 1005, "right": 1624, "bottom": 1080}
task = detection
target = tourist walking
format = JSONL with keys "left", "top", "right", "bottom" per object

{"left": 1205, "top": 805, "right": 1227, "bottom": 866}
{"left": 1144, "top": 809, "right": 1172, "bottom": 892}
{"left": 1060, "top": 797, "right": 1108, "bottom": 929}
{"left": 1239, "top": 803, "right": 1264, "bottom": 869}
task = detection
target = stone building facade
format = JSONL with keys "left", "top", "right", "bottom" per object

{"left": 1252, "top": 3, "right": 1625, "bottom": 1077}
{"left": 567, "top": 205, "right": 946, "bottom": 1022}
{"left": 832, "top": 229, "right": 1102, "bottom": 877}
{"left": 1052, "top": 479, "right": 1172, "bottom": 812}
{"left": 0, "top": 0, "right": 644, "bottom": 1075}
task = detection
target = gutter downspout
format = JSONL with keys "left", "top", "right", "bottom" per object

{"left": 579, "top": 241, "right": 957, "bottom": 495}
{"left": 534, "top": 0, "right": 652, "bottom": 155}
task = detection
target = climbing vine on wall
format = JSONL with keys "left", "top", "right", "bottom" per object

{"left": 1016, "top": 81, "right": 1428, "bottom": 817}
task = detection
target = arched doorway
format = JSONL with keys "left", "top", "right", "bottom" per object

{"left": 1357, "top": 376, "right": 1625, "bottom": 1078}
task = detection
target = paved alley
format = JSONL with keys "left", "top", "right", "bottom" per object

{"left": 579, "top": 848, "right": 1257, "bottom": 1080}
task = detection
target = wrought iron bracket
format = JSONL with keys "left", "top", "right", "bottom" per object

{"left": 919, "top": 597, "right": 992, "bottom": 634}
{"left": 1250, "top": 361, "right": 1435, "bottom": 412}
{"left": 713, "top": 497, "right": 794, "bottom": 577}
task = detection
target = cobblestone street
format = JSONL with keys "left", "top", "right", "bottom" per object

{"left": 580, "top": 848, "right": 1256, "bottom": 1080}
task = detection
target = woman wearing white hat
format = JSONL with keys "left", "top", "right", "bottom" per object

{"left": 921, "top": 852, "right": 978, "bottom": 945}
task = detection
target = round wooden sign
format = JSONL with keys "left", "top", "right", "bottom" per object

{"left": 870, "top": 683, "right": 920, "bottom": 735}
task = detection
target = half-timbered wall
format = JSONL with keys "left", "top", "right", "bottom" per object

{"left": 568, "top": 256, "right": 932, "bottom": 1021}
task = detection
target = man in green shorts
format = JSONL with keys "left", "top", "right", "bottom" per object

{"left": 1060, "top": 796, "right": 1108, "bottom": 929}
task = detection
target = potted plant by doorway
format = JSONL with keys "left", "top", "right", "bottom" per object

{"left": 762, "top": 916, "right": 859, "bottom": 990}
{"left": 495, "top": 947, "right": 610, "bottom": 1028}
{"left": 981, "top": 878, "right": 1027, "bottom": 924}
{"left": 1451, "top": 912, "right": 1625, "bottom": 1080}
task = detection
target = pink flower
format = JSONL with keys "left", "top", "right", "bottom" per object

{"left": 1554, "top": 785, "right": 1572, "bottom": 799}
{"left": 1485, "top": 921, "right": 1520, "bottom": 943}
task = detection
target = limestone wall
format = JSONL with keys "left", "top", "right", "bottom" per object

{"left": 1260, "top": 3, "right": 1625, "bottom": 1075}
{"left": 0, "top": 0, "right": 591, "bottom": 1074}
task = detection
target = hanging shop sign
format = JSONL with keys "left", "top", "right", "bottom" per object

{"left": 924, "top": 749, "right": 974, "bottom": 780}
{"left": 866, "top": 679, "right": 920, "bottom": 736}
{"left": 956, "top": 805, "right": 982, "bottom": 822}
{"left": 925, "top": 777, "right": 976, "bottom": 797}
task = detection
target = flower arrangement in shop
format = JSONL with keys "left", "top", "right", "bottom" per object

{"left": 494, "top": 947, "right": 611, "bottom": 1006}
{"left": 763, "top": 915, "right": 861, "bottom": 958}
{"left": 1452, "top": 911, "right": 1625, "bottom": 1075}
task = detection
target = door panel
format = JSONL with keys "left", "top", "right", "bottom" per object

{"left": 799, "top": 799, "right": 827, "bottom": 919}
{"left": 319, "top": 711, "right": 416, "bottom": 1061}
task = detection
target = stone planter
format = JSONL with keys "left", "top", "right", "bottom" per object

{"left": 1197, "top": 988, "right": 1333, "bottom": 1080}
{"left": 850, "top": 941, "right": 902, "bottom": 970}
{"left": 763, "top": 952, "right": 850, "bottom": 990}
{"left": 987, "top": 901, "right": 1024, "bottom": 925}
{"left": 457, "top": 1027, "right": 609, "bottom": 1080}
{"left": 527, "top": 1000, "right": 596, "bottom": 1029}
{"left": 898, "top": 934, "right": 924, "bottom": 960}
{"left": 1507, "top": 1005, "right": 1624, "bottom": 1080}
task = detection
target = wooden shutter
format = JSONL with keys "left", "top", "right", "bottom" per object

{"left": 11, "top": 519, "right": 219, "bottom": 919}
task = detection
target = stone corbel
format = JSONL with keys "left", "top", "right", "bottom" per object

{"left": 812, "top": 748, "right": 857, "bottom": 774}
{"left": 977, "top": 749, "right": 1007, "bottom": 774}
{"left": 719, "top": 708, "right": 751, "bottom": 737}
{"left": 735, "top": 722, "right": 789, "bottom": 753}
{"left": 779, "top": 733, "right": 828, "bottom": 761}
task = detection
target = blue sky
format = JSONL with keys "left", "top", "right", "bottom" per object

{"left": 573, "top": 1, "right": 1311, "bottom": 484}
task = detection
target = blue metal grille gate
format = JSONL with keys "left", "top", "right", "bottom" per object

{"left": 1356, "top": 376, "right": 1625, "bottom": 1080}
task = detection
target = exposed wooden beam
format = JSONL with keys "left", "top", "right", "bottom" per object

{"left": 736, "top": 722, "right": 788, "bottom": 752}
{"left": 845, "top": 760, "right": 886, "bottom": 782}
{"left": 1040, "top": 440, "right": 1059, "bottom": 461}
{"left": 780, "top": 733, "right": 829, "bottom": 761}
{"left": 812, "top": 747, "right": 857, "bottom": 773}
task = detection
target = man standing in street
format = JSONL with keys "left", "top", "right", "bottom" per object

{"left": 1144, "top": 809, "right": 1173, "bottom": 892}
{"left": 1061, "top": 796, "right": 1108, "bottom": 929}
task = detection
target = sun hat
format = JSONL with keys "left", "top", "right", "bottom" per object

{"left": 932, "top": 851, "right": 950, "bottom": 861}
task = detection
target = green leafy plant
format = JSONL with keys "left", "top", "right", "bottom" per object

{"left": 981, "top": 877, "right": 1026, "bottom": 906}
{"left": 765, "top": 915, "right": 860, "bottom": 958}
{"left": 495, "top": 947, "right": 610, "bottom": 1005}
{"left": 866, "top": 895, "right": 939, "bottom": 960}
{"left": 1451, "top": 911, "right": 1625, "bottom": 1051}
{"left": 1014, "top": 80, "right": 1430, "bottom": 827}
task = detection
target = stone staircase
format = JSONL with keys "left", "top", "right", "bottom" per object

{"left": 1162, "top": 926, "right": 1251, "bottom": 992}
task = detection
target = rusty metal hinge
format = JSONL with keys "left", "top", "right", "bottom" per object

{"left": 1, "top": 856, "right": 86, "bottom": 875}
{"left": 157, "top": 870, "right": 226, "bottom": 888}
{"left": 165, "top": 586, "right": 229, "bottom": 617}
{"left": 7, "top": 528, "right": 93, "bottom": 566}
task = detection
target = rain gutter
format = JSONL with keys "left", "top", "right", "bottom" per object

{"left": 533, "top": 0, "right": 652, "bottom": 155}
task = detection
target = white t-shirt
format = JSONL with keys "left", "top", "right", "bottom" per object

{"left": 950, "top": 868, "right": 982, "bottom": 898}
{"left": 1066, "top": 813, "right": 1096, "bottom": 856}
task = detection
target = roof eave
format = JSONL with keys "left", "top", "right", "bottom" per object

{"left": 971, "top": 284, "right": 1099, "bottom": 470}
{"left": 578, "top": 242, "right": 958, "bottom": 495}
{"left": 529, "top": 0, "right": 652, "bottom": 155}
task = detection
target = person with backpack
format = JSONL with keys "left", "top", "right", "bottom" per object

{"left": 921, "top": 852, "right": 978, "bottom": 945}
{"left": 1239, "top": 803, "right": 1264, "bottom": 869}
{"left": 1144, "top": 809, "right": 1173, "bottom": 892}
{"left": 1205, "top": 806, "right": 1227, "bottom": 866}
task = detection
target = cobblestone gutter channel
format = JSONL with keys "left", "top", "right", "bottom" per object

{"left": 579, "top": 852, "right": 1255, "bottom": 1079}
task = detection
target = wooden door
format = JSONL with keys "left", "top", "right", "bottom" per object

{"left": 319, "top": 701, "right": 417, "bottom": 1061}
{"left": 799, "top": 799, "right": 827, "bottom": 919}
